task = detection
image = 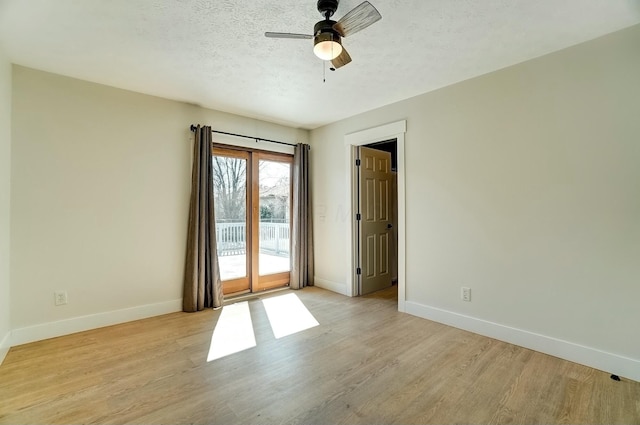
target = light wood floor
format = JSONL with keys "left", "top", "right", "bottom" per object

{"left": 1, "top": 286, "right": 639, "bottom": 424}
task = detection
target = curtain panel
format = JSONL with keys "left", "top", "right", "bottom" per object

{"left": 290, "top": 143, "right": 314, "bottom": 289}
{"left": 183, "top": 125, "right": 224, "bottom": 311}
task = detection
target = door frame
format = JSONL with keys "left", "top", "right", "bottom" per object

{"left": 212, "top": 144, "right": 294, "bottom": 295}
{"left": 344, "top": 120, "right": 406, "bottom": 312}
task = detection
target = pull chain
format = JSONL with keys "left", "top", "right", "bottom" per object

{"left": 323, "top": 59, "right": 326, "bottom": 83}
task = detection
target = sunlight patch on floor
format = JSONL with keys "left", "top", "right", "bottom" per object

{"left": 207, "top": 301, "right": 256, "bottom": 361}
{"left": 262, "top": 293, "right": 319, "bottom": 339}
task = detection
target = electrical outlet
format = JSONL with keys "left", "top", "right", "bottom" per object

{"left": 54, "top": 291, "right": 68, "bottom": 306}
{"left": 461, "top": 287, "right": 471, "bottom": 302}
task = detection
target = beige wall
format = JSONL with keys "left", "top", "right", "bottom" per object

{"left": 0, "top": 47, "right": 11, "bottom": 352}
{"left": 311, "top": 25, "right": 640, "bottom": 361}
{"left": 10, "top": 66, "right": 308, "bottom": 330}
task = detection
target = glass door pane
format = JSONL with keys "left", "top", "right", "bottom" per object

{"left": 212, "top": 149, "right": 250, "bottom": 294}
{"left": 258, "top": 159, "right": 291, "bottom": 276}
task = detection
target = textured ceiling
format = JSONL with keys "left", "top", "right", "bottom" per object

{"left": 1, "top": 0, "right": 639, "bottom": 129}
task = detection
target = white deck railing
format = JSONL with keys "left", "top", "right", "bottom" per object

{"left": 216, "top": 221, "right": 290, "bottom": 257}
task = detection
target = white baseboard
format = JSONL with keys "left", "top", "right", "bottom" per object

{"left": 0, "top": 331, "right": 10, "bottom": 365}
{"left": 314, "top": 277, "right": 349, "bottom": 296}
{"left": 11, "top": 299, "right": 183, "bottom": 347}
{"left": 405, "top": 301, "right": 640, "bottom": 383}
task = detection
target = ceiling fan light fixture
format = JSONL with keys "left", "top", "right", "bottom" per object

{"left": 313, "top": 32, "right": 342, "bottom": 60}
{"left": 265, "top": 1, "right": 382, "bottom": 69}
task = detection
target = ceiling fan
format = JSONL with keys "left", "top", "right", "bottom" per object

{"left": 265, "top": 0, "right": 382, "bottom": 69}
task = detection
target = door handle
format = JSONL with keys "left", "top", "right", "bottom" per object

{"left": 387, "top": 223, "right": 393, "bottom": 229}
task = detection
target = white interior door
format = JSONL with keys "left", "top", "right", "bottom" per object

{"left": 357, "top": 146, "right": 392, "bottom": 295}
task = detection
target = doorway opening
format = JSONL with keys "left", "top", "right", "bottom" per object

{"left": 353, "top": 140, "right": 398, "bottom": 297}
{"left": 212, "top": 145, "right": 293, "bottom": 296}
{"left": 344, "top": 120, "right": 406, "bottom": 311}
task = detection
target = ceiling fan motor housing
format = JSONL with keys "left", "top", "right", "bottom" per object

{"left": 313, "top": 19, "right": 342, "bottom": 60}
{"left": 317, "top": 0, "right": 339, "bottom": 18}
{"left": 314, "top": 19, "right": 340, "bottom": 39}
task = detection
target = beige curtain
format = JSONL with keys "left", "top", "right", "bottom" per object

{"left": 290, "top": 143, "right": 314, "bottom": 289}
{"left": 183, "top": 125, "right": 223, "bottom": 311}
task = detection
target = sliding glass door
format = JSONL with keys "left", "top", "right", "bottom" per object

{"left": 254, "top": 154, "right": 291, "bottom": 291}
{"left": 212, "top": 147, "right": 292, "bottom": 295}
{"left": 212, "top": 148, "right": 250, "bottom": 294}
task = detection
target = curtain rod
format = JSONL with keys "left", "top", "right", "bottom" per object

{"left": 190, "top": 125, "right": 298, "bottom": 148}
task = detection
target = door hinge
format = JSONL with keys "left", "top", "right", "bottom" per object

{"left": 356, "top": 267, "right": 362, "bottom": 275}
{"left": 355, "top": 158, "right": 361, "bottom": 166}
{"left": 356, "top": 213, "right": 361, "bottom": 221}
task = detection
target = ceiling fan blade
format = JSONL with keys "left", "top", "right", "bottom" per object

{"left": 333, "top": 1, "right": 381, "bottom": 37}
{"left": 331, "top": 47, "right": 352, "bottom": 69}
{"left": 265, "top": 32, "right": 313, "bottom": 39}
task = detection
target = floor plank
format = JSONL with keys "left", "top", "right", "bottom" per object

{"left": 1, "top": 286, "right": 638, "bottom": 424}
